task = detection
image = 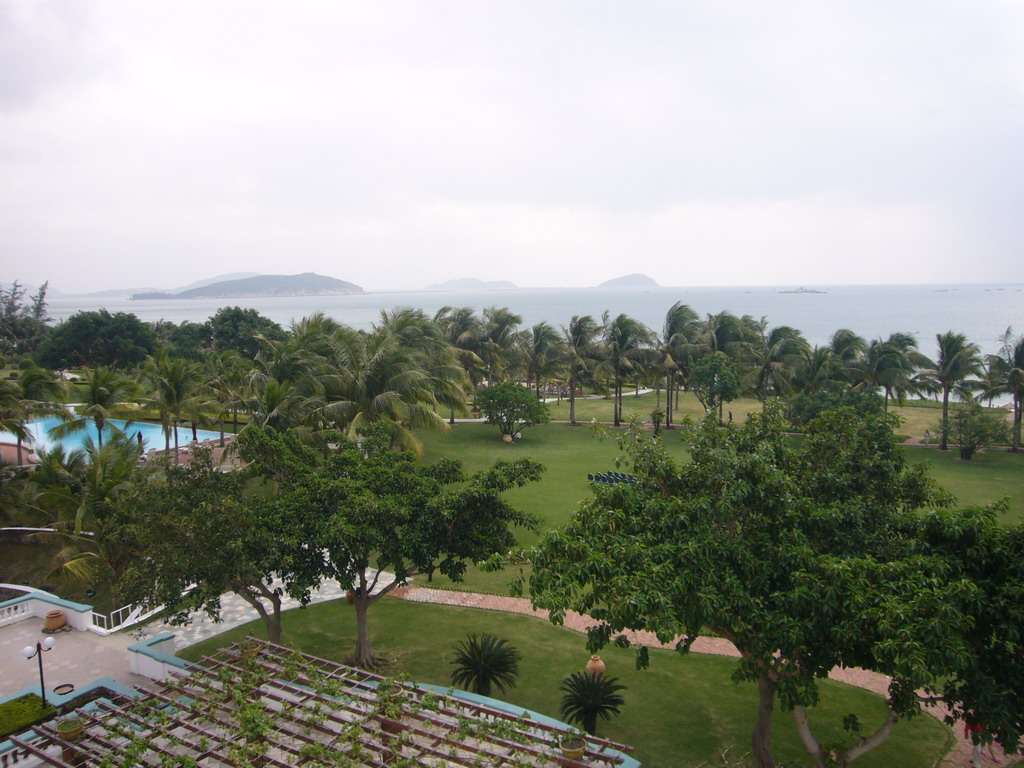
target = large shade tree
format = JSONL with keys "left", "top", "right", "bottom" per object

{"left": 526, "top": 406, "right": 1023, "bottom": 768}
{"left": 237, "top": 423, "right": 542, "bottom": 668}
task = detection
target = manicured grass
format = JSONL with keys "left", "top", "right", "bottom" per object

{"left": 179, "top": 597, "right": 949, "bottom": 768}
{"left": 890, "top": 399, "right": 1012, "bottom": 443}
{"left": 544, "top": 390, "right": 763, "bottom": 425}
{"left": 906, "top": 445, "right": 1024, "bottom": 524}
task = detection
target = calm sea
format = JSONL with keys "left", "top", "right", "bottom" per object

{"left": 48, "top": 283, "right": 1024, "bottom": 355}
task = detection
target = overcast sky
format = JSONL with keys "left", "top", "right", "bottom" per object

{"left": 2, "top": 1, "right": 1023, "bottom": 294}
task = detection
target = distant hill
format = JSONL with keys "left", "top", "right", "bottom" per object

{"left": 426, "top": 278, "right": 518, "bottom": 290}
{"left": 599, "top": 273, "right": 660, "bottom": 288}
{"left": 133, "top": 272, "right": 363, "bottom": 300}
{"left": 171, "top": 272, "right": 262, "bottom": 293}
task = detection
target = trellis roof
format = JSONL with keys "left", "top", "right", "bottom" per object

{"left": 9, "top": 638, "right": 634, "bottom": 767}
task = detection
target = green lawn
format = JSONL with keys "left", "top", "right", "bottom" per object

{"left": 544, "top": 390, "right": 763, "bottom": 425}
{"left": 179, "top": 597, "right": 950, "bottom": 768}
{"left": 906, "top": 444, "right": 1024, "bottom": 524}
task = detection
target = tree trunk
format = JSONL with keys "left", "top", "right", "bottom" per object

{"left": 449, "top": 407, "right": 455, "bottom": 425}
{"left": 173, "top": 418, "right": 180, "bottom": 464}
{"left": 614, "top": 378, "right": 622, "bottom": 426}
{"left": 752, "top": 675, "right": 777, "bottom": 768}
{"left": 353, "top": 596, "right": 373, "bottom": 668}
{"left": 16, "top": 435, "right": 23, "bottom": 466}
{"left": 569, "top": 374, "right": 577, "bottom": 426}
{"left": 665, "top": 372, "right": 673, "bottom": 429}
{"left": 191, "top": 422, "right": 198, "bottom": 442}
{"left": 1014, "top": 397, "right": 1022, "bottom": 452}
{"left": 940, "top": 387, "right": 950, "bottom": 450}
{"left": 235, "top": 584, "right": 283, "bottom": 644}
{"left": 219, "top": 416, "right": 225, "bottom": 448}
{"left": 583, "top": 711, "right": 597, "bottom": 735}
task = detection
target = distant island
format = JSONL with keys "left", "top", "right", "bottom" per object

{"left": 599, "top": 274, "right": 660, "bottom": 288}
{"left": 778, "top": 287, "right": 827, "bottom": 294}
{"left": 132, "top": 272, "right": 363, "bottom": 300}
{"left": 426, "top": 278, "right": 518, "bottom": 290}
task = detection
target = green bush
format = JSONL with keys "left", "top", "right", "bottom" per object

{"left": 786, "top": 387, "right": 884, "bottom": 427}
{"left": 0, "top": 694, "right": 57, "bottom": 740}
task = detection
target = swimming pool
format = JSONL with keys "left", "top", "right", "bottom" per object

{"left": 8, "top": 416, "right": 223, "bottom": 454}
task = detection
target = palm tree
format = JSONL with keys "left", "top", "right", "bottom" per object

{"left": 320, "top": 326, "right": 448, "bottom": 455}
{"left": 740, "top": 321, "right": 809, "bottom": 400}
{"left": 449, "top": 634, "right": 521, "bottom": 697}
{"left": 49, "top": 366, "right": 140, "bottom": 448}
{"left": 984, "top": 327, "right": 1024, "bottom": 452}
{"left": 829, "top": 328, "right": 867, "bottom": 370}
{"left": 0, "top": 365, "right": 68, "bottom": 465}
{"left": 434, "top": 306, "right": 484, "bottom": 421}
{"left": 601, "top": 314, "right": 654, "bottom": 427}
{"left": 521, "top": 322, "right": 564, "bottom": 398}
{"left": 144, "top": 352, "right": 200, "bottom": 460}
{"left": 204, "top": 351, "right": 248, "bottom": 446}
{"left": 559, "top": 672, "right": 627, "bottom": 735}
{"left": 922, "top": 332, "right": 983, "bottom": 450}
{"left": 656, "top": 302, "right": 699, "bottom": 428}
{"left": 792, "top": 346, "right": 848, "bottom": 394}
{"left": 854, "top": 333, "right": 924, "bottom": 411}
{"left": 479, "top": 307, "right": 523, "bottom": 383}
{"left": 562, "top": 315, "right": 603, "bottom": 426}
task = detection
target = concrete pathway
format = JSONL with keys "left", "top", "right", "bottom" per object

{"left": 390, "top": 586, "right": 1020, "bottom": 768}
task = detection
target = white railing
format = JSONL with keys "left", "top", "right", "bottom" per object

{"left": 89, "top": 602, "right": 163, "bottom": 635}
{"left": 0, "top": 599, "right": 32, "bottom": 628}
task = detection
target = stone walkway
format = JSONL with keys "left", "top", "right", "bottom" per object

{"left": 391, "top": 586, "right": 1020, "bottom": 768}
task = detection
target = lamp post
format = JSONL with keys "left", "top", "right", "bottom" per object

{"left": 22, "top": 637, "right": 55, "bottom": 707}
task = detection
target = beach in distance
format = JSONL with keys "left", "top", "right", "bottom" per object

{"left": 48, "top": 282, "right": 1024, "bottom": 355}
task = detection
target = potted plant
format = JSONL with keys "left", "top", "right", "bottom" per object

{"left": 558, "top": 732, "right": 586, "bottom": 760}
{"left": 56, "top": 717, "right": 84, "bottom": 741}
{"left": 238, "top": 638, "right": 261, "bottom": 658}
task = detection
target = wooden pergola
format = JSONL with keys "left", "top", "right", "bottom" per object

{"left": 9, "top": 638, "right": 635, "bottom": 767}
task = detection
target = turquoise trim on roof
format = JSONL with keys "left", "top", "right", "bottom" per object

{"left": 0, "top": 591, "right": 93, "bottom": 613}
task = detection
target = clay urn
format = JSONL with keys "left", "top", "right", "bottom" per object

{"left": 586, "top": 654, "right": 606, "bottom": 677}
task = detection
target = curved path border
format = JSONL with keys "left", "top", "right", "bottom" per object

{"left": 391, "top": 586, "right": 1018, "bottom": 768}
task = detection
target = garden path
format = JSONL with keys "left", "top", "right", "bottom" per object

{"left": 391, "top": 585, "right": 1017, "bottom": 768}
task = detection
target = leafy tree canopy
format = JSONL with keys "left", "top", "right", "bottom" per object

{"left": 689, "top": 352, "right": 740, "bottom": 422}
{"left": 938, "top": 401, "right": 1011, "bottom": 460}
{"left": 207, "top": 306, "right": 286, "bottom": 358}
{"left": 236, "top": 422, "right": 543, "bottom": 666}
{"left": 38, "top": 309, "right": 156, "bottom": 369}
{"left": 477, "top": 381, "right": 550, "bottom": 439}
{"left": 527, "top": 405, "right": 1022, "bottom": 768}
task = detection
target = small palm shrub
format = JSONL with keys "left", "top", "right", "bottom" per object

{"left": 449, "top": 633, "right": 521, "bottom": 697}
{"left": 559, "top": 671, "right": 627, "bottom": 735}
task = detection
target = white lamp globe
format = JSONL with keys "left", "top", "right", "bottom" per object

{"left": 42, "top": 637, "right": 55, "bottom": 650}
{"left": 22, "top": 645, "right": 34, "bottom": 659}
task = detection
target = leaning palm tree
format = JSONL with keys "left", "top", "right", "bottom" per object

{"left": 921, "top": 331, "right": 983, "bottom": 450}
{"left": 0, "top": 365, "right": 69, "bottom": 465}
{"left": 853, "top": 333, "right": 924, "bottom": 411}
{"left": 559, "top": 672, "right": 627, "bottom": 735}
{"left": 450, "top": 634, "right": 521, "bottom": 697}
{"left": 49, "top": 366, "right": 140, "bottom": 448}
{"left": 739, "top": 322, "right": 809, "bottom": 400}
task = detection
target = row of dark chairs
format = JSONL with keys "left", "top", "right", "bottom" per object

{"left": 588, "top": 471, "right": 638, "bottom": 485}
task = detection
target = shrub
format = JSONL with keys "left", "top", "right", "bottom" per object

{"left": 0, "top": 694, "right": 57, "bottom": 740}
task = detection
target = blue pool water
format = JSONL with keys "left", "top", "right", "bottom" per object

{"left": 9, "top": 416, "right": 222, "bottom": 454}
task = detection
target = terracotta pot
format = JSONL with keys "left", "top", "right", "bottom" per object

{"left": 44, "top": 610, "right": 65, "bottom": 631}
{"left": 501, "top": 434, "right": 513, "bottom": 443}
{"left": 560, "top": 738, "right": 585, "bottom": 760}
{"left": 56, "top": 718, "right": 84, "bottom": 741}
{"left": 586, "top": 654, "right": 606, "bottom": 677}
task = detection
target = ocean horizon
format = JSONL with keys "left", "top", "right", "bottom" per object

{"left": 47, "top": 282, "right": 1024, "bottom": 355}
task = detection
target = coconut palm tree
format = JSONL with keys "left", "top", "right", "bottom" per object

{"left": 656, "top": 302, "right": 699, "bottom": 428}
{"left": 204, "top": 350, "right": 249, "bottom": 446}
{"left": 434, "top": 306, "right": 484, "bottom": 421}
{"left": 984, "top": 327, "right": 1024, "bottom": 452}
{"left": 0, "top": 365, "right": 68, "bottom": 465}
{"left": 521, "top": 322, "right": 564, "bottom": 398}
{"left": 319, "top": 326, "right": 448, "bottom": 455}
{"left": 479, "top": 307, "right": 523, "bottom": 383}
{"left": 739, "top": 321, "right": 809, "bottom": 400}
{"left": 559, "top": 672, "right": 627, "bottom": 735}
{"left": 601, "top": 314, "right": 655, "bottom": 427}
{"left": 562, "top": 315, "right": 603, "bottom": 426}
{"left": 144, "top": 352, "right": 201, "bottom": 460}
{"left": 829, "top": 328, "right": 867, "bottom": 370}
{"left": 854, "top": 333, "right": 925, "bottom": 411}
{"left": 921, "top": 332, "right": 983, "bottom": 450}
{"left": 49, "top": 366, "right": 140, "bottom": 448}
{"left": 792, "top": 346, "right": 848, "bottom": 394}
{"left": 449, "top": 634, "right": 521, "bottom": 697}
